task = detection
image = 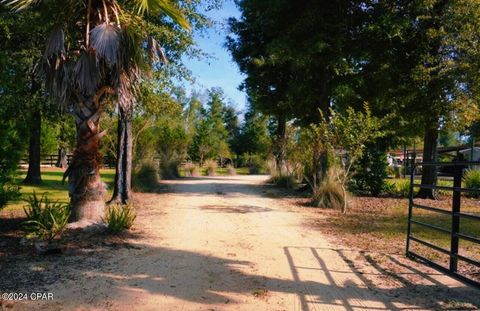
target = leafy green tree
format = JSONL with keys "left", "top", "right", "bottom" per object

{"left": 41, "top": 119, "right": 62, "bottom": 156}
{"left": 233, "top": 108, "right": 270, "bottom": 160}
{"left": 438, "top": 130, "right": 461, "bottom": 147}
{"left": 0, "top": 9, "right": 57, "bottom": 185}
{"left": 228, "top": 0, "right": 367, "bottom": 176}
{"left": 155, "top": 120, "right": 188, "bottom": 179}
{"left": 227, "top": 0, "right": 296, "bottom": 173}
{"left": 189, "top": 88, "right": 230, "bottom": 165}
{"left": 301, "top": 106, "right": 383, "bottom": 212}
{"left": 222, "top": 105, "right": 240, "bottom": 156}
{"left": 184, "top": 94, "right": 204, "bottom": 146}
{"left": 0, "top": 114, "right": 23, "bottom": 209}
{"left": 359, "top": 1, "right": 480, "bottom": 198}
{"left": 0, "top": 10, "right": 29, "bottom": 206}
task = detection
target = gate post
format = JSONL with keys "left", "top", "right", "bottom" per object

{"left": 450, "top": 164, "right": 462, "bottom": 272}
{"left": 406, "top": 163, "right": 416, "bottom": 256}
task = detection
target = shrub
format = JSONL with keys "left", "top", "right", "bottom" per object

{"left": 240, "top": 153, "right": 266, "bottom": 174}
{"left": 204, "top": 159, "right": 218, "bottom": 176}
{"left": 383, "top": 181, "right": 396, "bottom": 195}
{"left": 386, "top": 166, "right": 395, "bottom": 177}
{"left": 22, "top": 192, "right": 70, "bottom": 241}
{"left": 103, "top": 204, "right": 136, "bottom": 234}
{"left": 248, "top": 163, "right": 262, "bottom": 174}
{"left": 268, "top": 174, "right": 297, "bottom": 189}
{"left": 311, "top": 168, "right": 346, "bottom": 209}
{"left": 0, "top": 184, "right": 20, "bottom": 210}
{"left": 397, "top": 180, "right": 411, "bottom": 198}
{"left": 436, "top": 179, "right": 453, "bottom": 196}
{"left": 159, "top": 160, "right": 180, "bottom": 180}
{"left": 132, "top": 161, "right": 159, "bottom": 191}
{"left": 226, "top": 164, "right": 236, "bottom": 176}
{"left": 464, "top": 169, "right": 480, "bottom": 198}
{"left": 184, "top": 162, "right": 200, "bottom": 177}
{"left": 385, "top": 166, "right": 402, "bottom": 178}
{"left": 351, "top": 144, "right": 388, "bottom": 196}
{"left": 249, "top": 159, "right": 265, "bottom": 174}
{"left": 385, "top": 180, "right": 411, "bottom": 198}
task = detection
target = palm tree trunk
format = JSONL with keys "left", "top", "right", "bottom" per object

{"left": 64, "top": 104, "right": 106, "bottom": 222}
{"left": 110, "top": 106, "right": 133, "bottom": 204}
{"left": 23, "top": 108, "right": 42, "bottom": 185}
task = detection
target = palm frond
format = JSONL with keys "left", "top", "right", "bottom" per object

{"left": 73, "top": 49, "right": 99, "bottom": 96}
{"left": 120, "top": 25, "right": 147, "bottom": 72}
{"left": 130, "top": 0, "right": 190, "bottom": 30}
{"left": 90, "top": 23, "right": 121, "bottom": 65}
{"left": 1, "top": 0, "right": 42, "bottom": 10}
{"left": 44, "top": 26, "right": 65, "bottom": 60}
{"left": 38, "top": 54, "right": 71, "bottom": 110}
{"left": 147, "top": 36, "right": 168, "bottom": 65}
{"left": 51, "top": 61, "right": 73, "bottom": 109}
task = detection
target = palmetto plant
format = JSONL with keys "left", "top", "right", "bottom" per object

{"left": 23, "top": 191, "right": 71, "bottom": 241}
{"left": 2, "top": 0, "right": 189, "bottom": 222}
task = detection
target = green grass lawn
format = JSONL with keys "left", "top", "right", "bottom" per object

{"left": 387, "top": 177, "right": 456, "bottom": 197}
{"left": 211, "top": 167, "right": 251, "bottom": 175}
{"left": 6, "top": 166, "right": 253, "bottom": 211}
{"left": 389, "top": 177, "right": 454, "bottom": 187}
{"left": 4, "top": 168, "right": 115, "bottom": 212}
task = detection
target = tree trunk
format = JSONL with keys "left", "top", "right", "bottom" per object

{"left": 55, "top": 148, "right": 68, "bottom": 168}
{"left": 110, "top": 106, "right": 133, "bottom": 204}
{"left": 416, "top": 121, "right": 439, "bottom": 199}
{"left": 23, "top": 108, "right": 42, "bottom": 185}
{"left": 274, "top": 113, "right": 287, "bottom": 176}
{"left": 312, "top": 151, "right": 330, "bottom": 189}
{"left": 64, "top": 100, "right": 107, "bottom": 223}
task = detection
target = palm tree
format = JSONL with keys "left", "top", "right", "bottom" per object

{"left": 2, "top": 0, "right": 189, "bottom": 223}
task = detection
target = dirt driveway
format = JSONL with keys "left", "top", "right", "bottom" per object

{"left": 2, "top": 175, "right": 480, "bottom": 310}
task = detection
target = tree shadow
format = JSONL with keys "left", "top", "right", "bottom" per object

{"left": 0, "top": 216, "right": 28, "bottom": 257}
{"left": 179, "top": 176, "right": 265, "bottom": 182}
{"left": 0, "top": 216, "right": 25, "bottom": 233}
{"left": 2, "top": 242, "right": 479, "bottom": 310}
{"left": 199, "top": 204, "right": 273, "bottom": 214}
{"left": 160, "top": 179, "right": 267, "bottom": 197}
{"left": 330, "top": 247, "right": 479, "bottom": 310}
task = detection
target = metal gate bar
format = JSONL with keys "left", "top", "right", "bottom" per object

{"left": 406, "top": 161, "right": 480, "bottom": 288}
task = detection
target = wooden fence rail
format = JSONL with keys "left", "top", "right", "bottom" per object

{"left": 19, "top": 154, "right": 116, "bottom": 168}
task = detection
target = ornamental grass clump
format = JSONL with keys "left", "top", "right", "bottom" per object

{"left": 226, "top": 164, "right": 236, "bottom": 176}
{"left": 204, "top": 159, "right": 218, "bottom": 176}
{"left": 184, "top": 162, "right": 200, "bottom": 177}
{"left": 103, "top": 204, "right": 136, "bottom": 234}
{"left": 311, "top": 168, "right": 346, "bottom": 210}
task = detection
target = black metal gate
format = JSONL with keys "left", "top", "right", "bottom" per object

{"left": 406, "top": 161, "right": 480, "bottom": 288}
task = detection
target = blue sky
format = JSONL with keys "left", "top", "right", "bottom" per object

{"left": 181, "top": 0, "right": 247, "bottom": 112}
